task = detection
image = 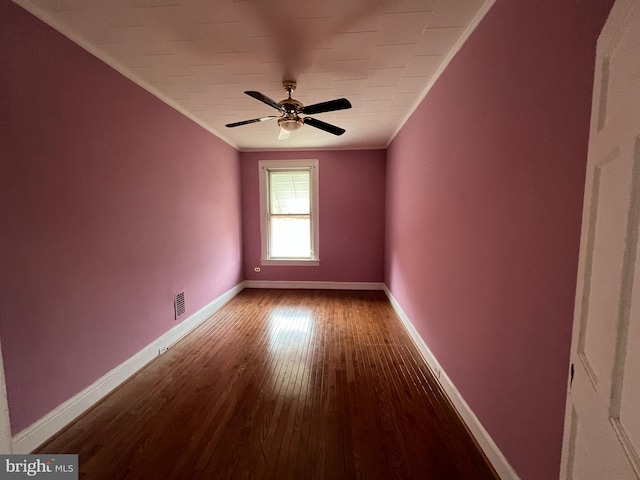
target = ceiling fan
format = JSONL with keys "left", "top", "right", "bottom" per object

{"left": 225, "top": 81, "right": 352, "bottom": 139}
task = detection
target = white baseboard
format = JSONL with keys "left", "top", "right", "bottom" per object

{"left": 243, "top": 280, "right": 385, "bottom": 290}
{"left": 384, "top": 286, "right": 520, "bottom": 480}
{"left": 12, "top": 282, "right": 245, "bottom": 454}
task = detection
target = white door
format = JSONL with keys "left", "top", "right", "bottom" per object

{"left": 0, "top": 336, "right": 12, "bottom": 453}
{"left": 560, "top": 0, "right": 640, "bottom": 478}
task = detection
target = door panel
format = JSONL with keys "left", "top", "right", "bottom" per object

{"left": 579, "top": 151, "right": 628, "bottom": 387}
{"left": 611, "top": 137, "right": 640, "bottom": 474}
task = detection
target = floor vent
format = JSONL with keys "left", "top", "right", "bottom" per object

{"left": 174, "top": 291, "right": 186, "bottom": 319}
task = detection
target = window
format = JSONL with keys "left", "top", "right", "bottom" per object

{"left": 259, "top": 159, "right": 319, "bottom": 266}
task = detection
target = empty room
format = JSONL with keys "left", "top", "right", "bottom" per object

{"left": 2, "top": 0, "right": 639, "bottom": 479}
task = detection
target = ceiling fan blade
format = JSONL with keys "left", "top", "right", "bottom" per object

{"left": 244, "top": 91, "right": 284, "bottom": 112}
{"left": 225, "top": 116, "right": 279, "bottom": 128}
{"left": 278, "top": 128, "right": 290, "bottom": 140}
{"left": 303, "top": 117, "right": 346, "bottom": 136}
{"left": 301, "top": 98, "right": 352, "bottom": 115}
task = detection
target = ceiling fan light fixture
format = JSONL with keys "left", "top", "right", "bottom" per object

{"left": 278, "top": 117, "right": 303, "bottom": 132}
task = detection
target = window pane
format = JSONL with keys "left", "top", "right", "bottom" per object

{"left": 270, "top": 217, "right": 311, "bottom": 258}
{"left": 270, "top": 171, "right": 310, "bottom": 214}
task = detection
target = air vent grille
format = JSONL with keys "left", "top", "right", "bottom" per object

{"left": 174, "top": 291, "right": 185, "bottom": 319}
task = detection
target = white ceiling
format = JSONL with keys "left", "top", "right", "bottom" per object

{"left": 14, "top": 0, "right": 493, "bottom": 151}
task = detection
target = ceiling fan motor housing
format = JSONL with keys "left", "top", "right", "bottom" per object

{"left": 279, "top": 80, "right": 302, "bottom": 116}
{"left": 278, "top": 98, "right": 303, "bottom": 116}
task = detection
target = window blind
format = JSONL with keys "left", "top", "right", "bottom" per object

{"left": 269, "top": 171, "right": 310, "bottom": 215}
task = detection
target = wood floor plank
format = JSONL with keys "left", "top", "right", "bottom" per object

{"left": 37, "top": 289, "right": 498, "bottom": 480}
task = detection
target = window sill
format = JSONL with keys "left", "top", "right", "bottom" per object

{"left": 260, "top": 259, "right": 320, "bottom": 267}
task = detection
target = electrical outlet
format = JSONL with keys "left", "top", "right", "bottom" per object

{"left": 158, "top": 346, "right": 169, "bottom": 355}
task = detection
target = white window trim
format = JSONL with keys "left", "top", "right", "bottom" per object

{"left": 259, "top": 159, "right": 319, "bottom": 266}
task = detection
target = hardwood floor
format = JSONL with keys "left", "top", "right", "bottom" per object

{"left": 37, "top": 289, "right": 498, "bottom": 480}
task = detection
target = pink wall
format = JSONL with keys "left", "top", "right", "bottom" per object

{"left": 0, "top": 1, "right": 243, "bottom": 434}
{"left": 241, "top": 150, "right": 385, "bottom": 282}
{"left": 385, "top": 1, "right": 613, "bottom": 478}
